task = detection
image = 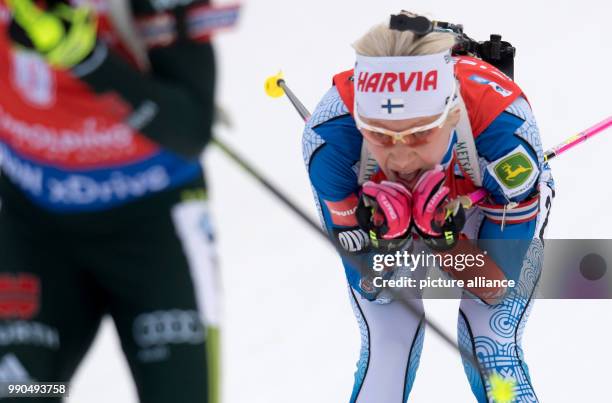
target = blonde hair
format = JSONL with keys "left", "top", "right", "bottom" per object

{"left": 352, "top": 12, "right": 456, "bottom": 57}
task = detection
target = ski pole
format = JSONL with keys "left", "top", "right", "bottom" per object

{"left": 544, "top": 116, "right": 612, "bottom": 161}
{"left": 212, "top": 138, "right": 322, "bottom": 236}
{"left": 457, "top": 115, "right": 612, "bottom": 209}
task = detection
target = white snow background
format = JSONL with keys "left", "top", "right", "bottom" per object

{"left": 69, "top": 1, "right": 612, "bottom": 402}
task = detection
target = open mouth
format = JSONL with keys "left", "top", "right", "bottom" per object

{"left": 392, "top": 170, "right": 421, "bottom": 188}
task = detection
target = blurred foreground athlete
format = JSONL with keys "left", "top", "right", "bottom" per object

{"left": 0, "top": 0, "right": 237, "bottom": 401}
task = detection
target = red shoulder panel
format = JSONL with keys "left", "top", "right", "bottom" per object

{"left": 333, "top": 69, "right": 355, "bottom": 115}
{"left": 454, "top": 56, "right": 523, "bottom": 136}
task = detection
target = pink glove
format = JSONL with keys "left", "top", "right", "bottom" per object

{"left": 412, "top": 165, "right": 450, "bottom": 237}
{"left": 412, "top": 165, "right": 466, "bottom": 250}
{"left": 356, "top": 180, "right": 412, "bottom": 241}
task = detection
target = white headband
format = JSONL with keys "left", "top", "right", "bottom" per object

{"left": 354, "top": 50, "right": 455, "bottom": 120}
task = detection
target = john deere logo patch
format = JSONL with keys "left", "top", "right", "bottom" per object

{"left": 486, "top": 145, "right": 539, "bottom": 199}
{"left": 494, "top": 153, "right": 533, "bottom": 188}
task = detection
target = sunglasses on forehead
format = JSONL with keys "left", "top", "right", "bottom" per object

{"left": 354, "top": 80, "right": 458, "bottom": 145}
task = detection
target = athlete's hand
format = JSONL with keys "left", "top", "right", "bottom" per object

{"left": 7, "top": 0, "right": 97, "bottom": 69}
{"left": 412, "top": 165, "right": 465, "bottom": 251}
{"left": 356, "top": 180, "right": 413, "bottom": 251}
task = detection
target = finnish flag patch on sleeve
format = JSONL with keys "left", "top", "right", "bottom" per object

{"left": 486, "top": 144, "right": 539, "bottom": 199}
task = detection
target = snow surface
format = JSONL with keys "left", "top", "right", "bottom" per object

{"left": 69, "top": 1, "right": 612, "bottom": 402}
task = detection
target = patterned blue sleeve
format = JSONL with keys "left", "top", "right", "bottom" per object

{"left": 307, "top": 116, "right": 372, "bottom": 292}
{"left": 308, "top": 116, "right": 362, "bottom": 201}
{"left": 302, "top": 86, "right": 376, "bottom": 295}
{"left": 475, "top": 97, "right": 550, "bottom": 281}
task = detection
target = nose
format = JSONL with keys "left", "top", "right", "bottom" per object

{"left": 387, "top": 148, "right": 416, "bottom": 171}
{"left": 389, "top": 159, "right": 413, "bottom": 171}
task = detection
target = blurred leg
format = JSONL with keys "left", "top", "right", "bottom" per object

{"left": 88, "top": 198, "right": 219, "bottom": 403}
{"left": 0, "top": 209, "right": 106, "bottom": 403}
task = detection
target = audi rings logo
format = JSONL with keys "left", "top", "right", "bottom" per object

{"left": 133, "top": 310, "right": 205, "bottom": 348}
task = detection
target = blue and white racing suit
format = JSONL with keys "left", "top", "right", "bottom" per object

{"left": 302, "top": 61, "right": 554, "bottom": 402}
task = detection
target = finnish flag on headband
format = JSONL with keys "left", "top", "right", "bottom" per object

{"left": 380, "top": 98, "right": 405, "bottom": 114}
{"left": 354, "top": 50, "right": 456, "bottom": 120}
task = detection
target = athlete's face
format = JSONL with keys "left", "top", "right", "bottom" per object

{"left": 358, "top": 107, "right": 460, "bottom": 188}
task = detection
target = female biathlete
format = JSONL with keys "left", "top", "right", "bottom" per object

{"left": 302, "top": 11, "right": 554, "bottom": 403}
